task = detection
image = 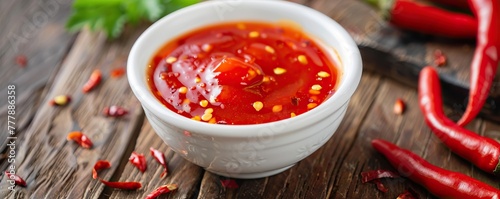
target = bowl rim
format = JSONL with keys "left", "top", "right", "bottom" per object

{"left": 127, "top": 0, "right": 362, "bottom": 138}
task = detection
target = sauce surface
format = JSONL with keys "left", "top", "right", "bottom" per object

{"left": 147, "top": 21, "right": 339, "bottom": 125}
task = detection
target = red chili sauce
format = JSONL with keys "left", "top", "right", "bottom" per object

{"left": 147, "top": 22, "right": 339, "bottom": 125}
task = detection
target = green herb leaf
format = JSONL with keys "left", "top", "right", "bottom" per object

{"left": 65, "top": 0, "right": 199, "bottom": 39}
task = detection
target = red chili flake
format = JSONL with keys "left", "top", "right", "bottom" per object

{"left": 397, "top": 188, "right": 419, "bottom": 199}
{"left": 4, "top": 171, "right": 27, "bottom": 187}
{"left": 361, "top": 170, "right": 400, "bottom": 193}
{"left": 93, "top": 160, "right": 111, "bottom": 179}
{"left": 66, "top": 131, "right": 93, "bottom": 149}
{"left": 129, "top": 152, "right": 147, "bottom": 172}
{"left": 220, "top": 179, "right": 239, "bottom": 189}
{"left": 150, "top": 147, "right": 168, "bottom": 178}
{"left": 145, "top": 184, "right": 178, "bottom": 199}
{"left": 82, "top": 69, "right": 102, "bottom": 93}
{"left": 110, "top": 67, "right": 126, "bottom": 78}
{"left": 49, "top": 95, "right": 71, "bottom": 106}
{"left": 15, "top": 55, "right": 27, "bottom": 67}
{"left": 434, "top": 49, "right": 447, "bottom": 67}
{"left": 394, "top": 98, "right": 406, "bottom": 115}
{"left": 103, "top": 105, "right": 128, "bottom": 117}
{"left": 373, "top": 179, "right": 389, "bottom": 192}
{"left": 99, "top": 179, "right": 142, "bottom": 190}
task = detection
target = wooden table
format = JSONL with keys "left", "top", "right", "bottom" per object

{"left": 1, "top": 0, "right": 500, "bottom": 198}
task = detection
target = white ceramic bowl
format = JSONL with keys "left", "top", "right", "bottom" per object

{"left": 128, "top": 0, "right": 362, "bottom": 179}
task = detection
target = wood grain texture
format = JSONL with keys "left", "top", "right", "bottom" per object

{"left": 1, "top": 0, "right": 500, "bottom": 198}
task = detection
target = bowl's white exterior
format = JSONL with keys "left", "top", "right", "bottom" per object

{"left": 128, "top": 0, "right": 362, "bottom": 179}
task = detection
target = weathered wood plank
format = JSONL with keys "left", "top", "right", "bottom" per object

{"left": 0, "top": 27, "right": 145, "bottom": 198}
{"left": 0, "top": 0, "right": 75, "bottom": 155}
{"left": 106, "top": 120, "right": 205, "bottom": 199}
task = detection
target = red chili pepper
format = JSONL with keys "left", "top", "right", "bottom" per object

{"left": 457, "top": 0, "right": 500, "bottom": 126}
{"left": 419, "top": 66, "right": 500, "bottom": 175}
{"left": 15, "top": 55, "right": 27, "bottom": 68}
{"left": 145, "top": 184, "right": 178, "bottom": 199}
{"left": 428, "top": 0, "right": 470, "bottom": 9}
{"left": 93, "top": 160, "right": 111, "bottom": 179}
{"left": 372, "top": 139, "right": 500, "bottom": 198}
{"left": 366, "top": 0, "right": 478, "bottom": 38}
{"left": 82, "top": 69, "right": 102, "bottom": 93}
{"left": 4, "top": 171, "right": 27, "bottom": 187}
{"left": 103, "top": 105, "right": 128, "bottom": 117}
{"left": 67, "top": 131, "right": 93, "bottom": 149}
{"left": 150, "top": 147, "right": 168, "bottom": 177}
{"left": 99, "top": 179, "right": 142, "bottom": 190}
{"left": 129, "top": 152, "right": 147, "bottom": 173}
{"left": 110, "top": 67, "right": 126, "bottom": 78}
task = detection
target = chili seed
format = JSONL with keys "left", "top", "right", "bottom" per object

{"left": 394, "top": 98, "right": 406, "bottom": 115}
{"left": 200, "top": 100, "right": 209, "bottom": 107}
{"left": 192, "top": 116, "right": 201, "bottom": 121}
{"left": 298, "top": 55, "right": 308, "bottom": 65}
{"left": 265, "top": 46, "right": 275, "bottom": 54}
{"left": 273, "top": 67, "right": 286, "bottom": 75}
{"left": 208, "top": 117, "right": 217, "bottom": 124}
{"left": 183, "top": 99, "right": 190, "bottom": 104}
{"left": 202, "top": 44, "right": 213, "bottom": 52}
{"left": 201, "top": 113, "right": 213, "bottom": 121}
{"left": 166, "top": 57, "right": 177, "bottom": 64}
{"left": 317, "top": 71, "right": 330, "bottom": 78}
{"left": 179, "top": 87, "right": 188, "bottom": 94}
{"left": 237, "top": 23, "right": 246, "bottom": 30}
{"left": 272, "top": 105, "right": 283, "bottom": 113}
{"left": 307, "top": 103, "right": 318, "bottom": 109}
{"left": 311, "top": 84, "right": 322, "bottom": 91}
{"left": 291, "top": 112, "right": 297, "bottom": 118}
{"left": 309, "top": 89, "right": 321, "bottom": 95}
{"left": 253, "top": 101, "right": 263, "bottom": 111}
{"left": 262, "top": 76, "right": 271, "bottom": 83}
{"left": 51, "top": 95, "right": 71, "bottom": 106}
{"left": 249, "top": 31, "right": 259, "bottom": 38}
{"left": 205, "top": 108, "right": 214, "bottom": 114}
{"left": 195, "top": 77, "right": 201, "bottom": 83}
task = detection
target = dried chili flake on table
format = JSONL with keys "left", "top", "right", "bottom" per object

{"left": 145, "top": 184, "right": 178, "bottom": 199}
{"left": 49, "top": 95, "right": 71, "bottom": 106}
{"left": 397, "top": 188, "right": 419, "bottom": 199}
{"left": 15, "top": 55, "right": 27, "bottom": 67}
{"left": 129, "top": 152, "right": 147, "bottom": 172}
{"left": 394, "top": 98, "right": 406, "bottom": 115}
{"left": 220, "top": 179, "right": 239, "bottom": 189}
{"left": 150, "top": 147, "right": 168, "bottom": 177}
{"left": 110, "top": 67, "right": 126, "bottom": 78}
{"left": 67, "top": 131, "right": 93, "bottom": 149}
{"left": 361, "top": 169, "right": 400, "bottom": 183}
{"left": 361, "top": 170, "right": 399, "bottom": 193}
{"left": 92, "top": 160, "right": 142, "bottom": 190}
{"left": 99, "top": 179, "right": 142, "bottom": 190}
{"left": 82, "top": 69, "right": 102, "bottom": 93}
{"left": 103, "top": 105, "right": 128, "bottom": 117}
{"left": 93, "top": 160, "right": 111, "bottom": 179}
{"left": 433, "top": 50, "right": 447, "bottom": 67}
{"left": 4, "top": 171, "right": 27, "bottom": 187}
